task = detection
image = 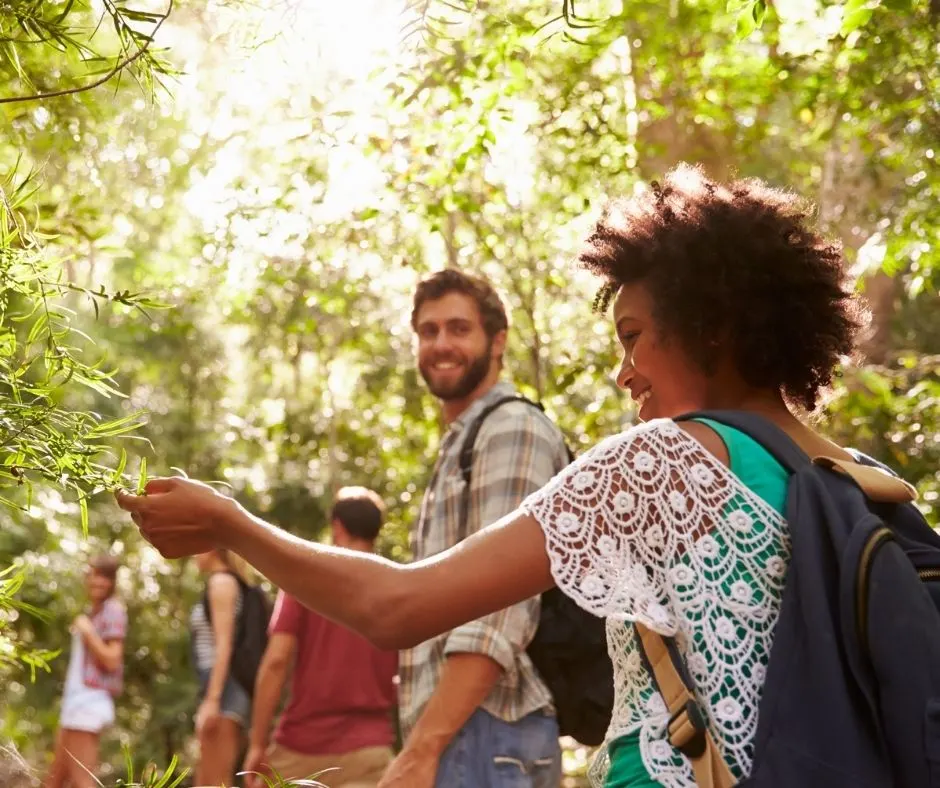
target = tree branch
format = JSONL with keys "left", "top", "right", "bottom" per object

{"left": 0, "top": 0, "right": 173, "bottom": 105}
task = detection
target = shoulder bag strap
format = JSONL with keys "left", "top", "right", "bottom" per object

{"left": 634, "top": 622, "right": 737, "bottom": 788}
{"left": 677, "top": 410, "right": 915, "bottom": 504}
{"left": 456, "top": 395, "right": 544, "bottom": 541}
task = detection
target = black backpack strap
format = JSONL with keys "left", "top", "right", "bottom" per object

{"left": 458, "top": 396, "right": 545, "bottom": 485}
{"left": 676, "top": 410, "right": 811, "bottom": 474}
{"left": 456, "top": 395, "right": 545, "bottom": 541}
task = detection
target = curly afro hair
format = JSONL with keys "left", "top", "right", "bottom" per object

{"left": 580, "top": 164, "right": 866, "bottom": 410}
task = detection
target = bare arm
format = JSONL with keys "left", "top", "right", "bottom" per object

{"left": 122, "top": 422, "right": 740, "bottom": 655}
{"left": 226, "top": 503, "right": 553, "bottom": 649}
{"left": 403, "top": 653, "right": 502, "bottom": 755}
{"left": 121, "top": 478, "right": 554, "bottom": 650}
{"left": 79, "top": 627, "right": 123, "bottom": 673}
{"left": 248, "top": 633, "right": 296, "bottom": 750}
{"left": 204, "top": 572, "right": 239, "bottom": 703}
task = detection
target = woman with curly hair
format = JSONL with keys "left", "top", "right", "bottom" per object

{"left": 118, "top": 164, "right": 866, "bottom": 788}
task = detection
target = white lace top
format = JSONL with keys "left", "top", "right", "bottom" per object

{"left": 522, "top": 419, "right": 790, "bottom": 787}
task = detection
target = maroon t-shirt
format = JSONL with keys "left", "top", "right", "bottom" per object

{"left": 270, "top": 590, "right": 398, "bottom": 755}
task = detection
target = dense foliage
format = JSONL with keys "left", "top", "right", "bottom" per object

{"left": 1, "top": 0, "right": 937, "bottom": 784}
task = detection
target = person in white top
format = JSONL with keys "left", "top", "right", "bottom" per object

{"left": 44, "top": 555, "right": 126, "bottom": 788}
{"left": 118, "top": 164, "right": 866, "bottom": 788}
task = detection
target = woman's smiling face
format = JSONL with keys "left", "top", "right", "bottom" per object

{"left": 85, "top": 567, "right": 114, "bottom": 603}
{"left": 612, "top": 283, "right": 713, "bottom": 421}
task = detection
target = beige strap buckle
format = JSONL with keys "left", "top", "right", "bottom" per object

{"left": 668, "top": 699, "right": 709, "bottom": 756}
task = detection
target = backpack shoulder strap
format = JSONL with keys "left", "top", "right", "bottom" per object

{"left": 634, "top": 622, "right": 736, "bottom": 788}
{"left": 456, "top": 395, "right": 545, "bottom": 540}
{"left": 677, "top": 410, "right": 916, "bottom": 504}
{"left": 676, "top": 410, "right": 810, "bottom": 474}
{"left": 458, "top": 396, "right": 544, "bottom": 484}
{"left": 814, "top": 456, "right": 917, "bottom": 503}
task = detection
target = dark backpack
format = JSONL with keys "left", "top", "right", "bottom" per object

{"left": 458, "top": 395, "right": 614, "bottom": 746}
{"left": 664, "top": 411, "right": 940, "bottom": 787}
{"left": 203, "top": 572, "right": 272, "bottom": 696}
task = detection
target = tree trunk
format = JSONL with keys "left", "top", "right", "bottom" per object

{"left": 859, "top": 271, "right": 898, "bottom": 364}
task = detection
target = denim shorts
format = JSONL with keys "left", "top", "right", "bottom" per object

{"left": 434, "top": 708, "right": 562, "bottom": 788}
{"left": 196, "top": 668, "right": 251, "bottom": 728}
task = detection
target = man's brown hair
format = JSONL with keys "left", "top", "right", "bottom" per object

{"left": 330, "top": 486, "right": 386, "bottom": 542}
{"left": 410, "top": 269, "right": 509, "bottom": 339}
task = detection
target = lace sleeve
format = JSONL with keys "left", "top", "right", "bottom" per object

{"left": 522, "top": 418, "right": 746, "bottom": 634}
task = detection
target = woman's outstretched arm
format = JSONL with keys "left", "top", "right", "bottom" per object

{"left": 118, "top": 477, "right": 554, "bottom": 649}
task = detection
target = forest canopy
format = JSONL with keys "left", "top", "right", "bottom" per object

{"left": 1, "top": 0, "right": 937, "bottom": 782}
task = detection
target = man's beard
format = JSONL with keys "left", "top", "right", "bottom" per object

{"left": 419, "top": 342, "right": 493, "bottom": 402}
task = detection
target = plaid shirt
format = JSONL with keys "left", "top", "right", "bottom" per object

{"left": 399, "top": 381, "right": 570, "bottom": 736}
{"left": 83, "top": 596, "right": 127, "bottom": 697}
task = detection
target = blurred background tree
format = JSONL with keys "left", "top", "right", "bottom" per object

{"left": 1, "top": 0, "right": 937, "bottom": 784}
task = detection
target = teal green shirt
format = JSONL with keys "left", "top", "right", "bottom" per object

{"left": 605, "top": 420, "right": 788, "bottom": 788}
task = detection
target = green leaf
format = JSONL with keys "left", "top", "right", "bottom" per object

{"left": 25, "top": 313, "right": 49, "bottom": 346}
{"left": 87, "top": 411, "right": 146, "bottom": 439}
{"left": 136, "top": 457, "right": 148, "bottom": 495}
{"left": 111, "top": 447, "right": 128, "bottom": 487}
{"left": 736, "top": 7, "right": 758, "bottom": 37}
{"left": 3, "top": 41, "right": 27, "bottom": 81}
{"left": 752, "top": 0, "right": 767, "bottom": 25}
{"left": 840, "top": 0, "right": 880, "bottom": 36}
{"left": 79, "top": 494, "right": 88, "bottom": 537}
{"left": 122, "top": 745, "right": 135, "bottom": 784}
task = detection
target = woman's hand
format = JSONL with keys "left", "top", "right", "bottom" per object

{"left": 195, "top": 697, "right": 222, "bottom": 736}
{"left": 241, "top": 744, "right": 269, "bottom": 788}
{"left": 71, "top": 614, "right": 94, "bottom": 639}
{"left": 116, "top": 477, "right": 238, "bottom": 558}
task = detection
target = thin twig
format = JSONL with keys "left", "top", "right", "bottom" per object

{"left": 0, "top": 0, "right": 173, "bottom": 105}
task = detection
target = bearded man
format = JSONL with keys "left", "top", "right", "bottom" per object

{"left": 380, "top": 269, "right": 569, "bottom": 788}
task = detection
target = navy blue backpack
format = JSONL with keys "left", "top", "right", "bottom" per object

{"left": 648, "top": 411, "right": 940, "bottom": 787}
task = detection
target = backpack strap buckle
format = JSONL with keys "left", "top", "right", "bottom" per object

{"left": 668, "top": 698, "right": 708, "bottom": 758}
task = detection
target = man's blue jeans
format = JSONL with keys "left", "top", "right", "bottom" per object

{"left": 434, "top": 708, "right": 562, "bottom": 787}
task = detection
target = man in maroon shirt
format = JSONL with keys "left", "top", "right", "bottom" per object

{"left": 243, "top": 487, "right": 398, "bottom": 788}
